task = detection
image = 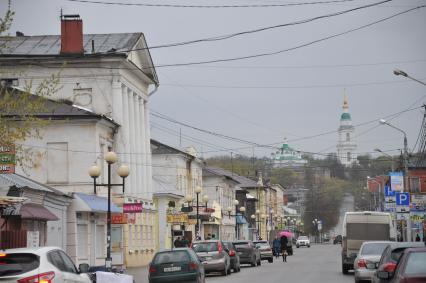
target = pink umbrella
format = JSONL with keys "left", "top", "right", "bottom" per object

{"left": 279, "top": 230, "right": 294, "bottom": 238}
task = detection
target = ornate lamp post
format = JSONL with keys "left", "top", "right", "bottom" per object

{"left": 194, "top": 186, "right": 202, "bottom": 238}
{"left": 88, "top": 151, "right": 129, "bottom": 271}
{"left": 202, "top": 195, "right": 209, "bottom": 209}
{"left": 227, "top": 200, "right": 245, "bottom": 239}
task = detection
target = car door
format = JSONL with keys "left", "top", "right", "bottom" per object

{"left": 57, "top": 251, "right": 91, "bottom": 283}
{"left": 47, "top": 250, "right": 75, "bottom": 283}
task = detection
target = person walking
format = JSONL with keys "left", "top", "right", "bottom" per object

{"left": 415, "top": 234, "right": 421, "bottom": 242}
{"left": 273, "top": 236, "right": 281, "bottom": 258}
{"left": 174, "top": 236, "right": 182, "bottom": 248}
{"left": 280, "top": 235, "right": 288, "bottom": 262}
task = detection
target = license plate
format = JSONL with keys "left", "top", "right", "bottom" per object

{"left": 204, "top": 257, "right": 212, "bottom": 260}
{"left": 164, "top": 266, "right": 181, "bottom": 272}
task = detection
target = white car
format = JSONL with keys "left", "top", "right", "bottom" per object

{"left": 0, "top": 247, "right": 92, "bottom": 283}
{"left": 296, "top": 236, "right": 311, "bottom": 248}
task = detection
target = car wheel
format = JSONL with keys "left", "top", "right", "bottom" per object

{"left": 227, "top": 264, "right": 232, "bottom": 275}
{"left": 251, "top": 257, "right": 256, "bottom": 267}
{"left": 296, "top": 245, "right": 299, "bottom": 248}
{"left": 268, "top": 258, "right": 273, "bottom": 263}
{"left": 257, "top": 258, "right": 261, "bottom": 266}
{"left": 307, "top": 245, "right": 310, "bottom": 248}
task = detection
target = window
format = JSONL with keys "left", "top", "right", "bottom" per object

{"left": 58, "top": 251, "right": 77, "bottom": 274}
{"left": 0, "top": 253, "right": 39, "bottom": 276}
{"left": 47, "top": 142, "right": 68, "bottom": 183}
{"left": 404, "top": 252, "right": 426, "bottom": 275}
{"left": 96, "top": 225, "right": 105, "bottom": 258}
{"left": 346, "top": 133, "right": 350, "bottom": 141}
{"left": 77, "top": 224, "right": 88, "bottom": 259}
{"left": 347, "top": 152, "right": 351, "bottom": 162}
{"left": 409, "top": 177, "right": 420, "bottom": 193}
{"left": 48, "top": 251, "right": 67, "bottom": 272}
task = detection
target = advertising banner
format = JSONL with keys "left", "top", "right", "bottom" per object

{"left": 167, "top": 213, "right": 188, "bottom": 223}
{"left": 123, "top": 203, "right": 143, "bottom": 213}
{"left": 111, "top": 213, "right": 128, "bottom": 224}
{"left": 390, "top": 172, "right": 404, "bottom": 192}
{"left": 0, "top": 145, "right": 15, "bottom": 174}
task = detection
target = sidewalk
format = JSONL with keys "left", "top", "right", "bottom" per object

{"left": 126, "top": 266, "right": 149, "bottom": 283}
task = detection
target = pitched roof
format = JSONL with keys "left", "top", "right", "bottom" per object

{"left": 203, "top": 166, "right": 259, "bottom": 188}
{"left": 0, "top": 33, "right": 140, "bottom": 55}
{"left": 0, "top": 173, "right": 69, "bottom": 196}
{"left": 151, "top": 139, "right": 196, "bottom": 158}
{"left": 0, "top": 33, "right": 158, "bottom": 85}
{"left": 1, "top": 86, "right": 119, "bottom": 126}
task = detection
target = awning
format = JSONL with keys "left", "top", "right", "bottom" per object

{"left": 20, "top": 203, "right": 59, "bottom": 221}
{"left": 74, "top": 193, "right": 121, "bottom": 213}
{"left": 236, "top": 213, "right": 247, "bottom": 224}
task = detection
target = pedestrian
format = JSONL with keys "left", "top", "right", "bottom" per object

{"left": 273, "top": 236, "right": 281, "bottom": 258}
{"left": 280, "top": 235, "right": 288, "bottom": 262}
{"left": 415, "top": 234, "right": 421, "bottom": 242}
{"left": 174, "top": 236, "right": 182, "bottom": 248}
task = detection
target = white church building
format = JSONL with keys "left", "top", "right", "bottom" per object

{"left": 337, "top": 95, "right": 357, "bottom": 166}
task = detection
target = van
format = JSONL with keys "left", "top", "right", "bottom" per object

{"left": 341, "top": 211, "right": 396, "bottom": 274}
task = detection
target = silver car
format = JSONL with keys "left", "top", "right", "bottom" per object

{"left": 354, "top": 241, "right": 392, "bottom": 283}
{"left": 191, "top": 240, "right": 231, "bottom": 276}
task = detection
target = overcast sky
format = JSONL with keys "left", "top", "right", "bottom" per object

{"left": 3, "top": 0, "right": 426, "bottom": 159}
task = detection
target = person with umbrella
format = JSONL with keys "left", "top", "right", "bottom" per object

{"left": 280, "top": 235, "right": 288, "bottom": 262}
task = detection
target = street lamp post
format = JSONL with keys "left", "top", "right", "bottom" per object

{"left": 255, "top": 209, "right": 260, "bottom": 239}
{"left": 88, "top": 151, "right": 129, "bottom": 271}
{"left": 312, "top": 219, "right": 319, "bottom": 243}
{"left": 379, "top": 119, "right": 411, "bottom": 241}
{"left": 194, "top": 186, "right": 202, "bottom": 239}
{"left": 227, "top": 201, "right": 245, "bottom": 240}
{"left": 394, "top": 69, "right": 426, "bottom": 87}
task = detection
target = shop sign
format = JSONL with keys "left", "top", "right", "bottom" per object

{"left": 111, "top": 213, "right": 128, "bottom": 224}
{"left": 0, "top": 145, "right": 15, "bottom": 174}
{"left": 167, "top": 213, "right": 188, "bottom": 223}
{"left": 123, "top": 203, "right": 142, "bottom": 213}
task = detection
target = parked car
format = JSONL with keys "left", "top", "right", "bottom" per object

{"left": 333, "top": 235, "right": 342, "bottom": 245}
{"left": 253, "top": 241, "right": 273, "bottom": 263}
{"left": 0, "top": 247, "right": 92, "bottom": 283}
{"left": 353, "top": 241, "right": 392, "bottom": 283}
{"left": 373, "top": 242, "right": 425, "bottom": 283}
{"left": 296, "top": 236, "right": 310, "bottom": 248}
{"left": 223, "top": 242, "right": 241, "bottom": 272}
{"left": 191, "top": 240, "right": 231, "bottom": 276}
{"left": 341, "top": 211, "right": 395, "bottom": 274}
{"left": 148, "top": 248, "right": 205, "bottom": 283}
{"left": 232, "top": 240, "right": 261, "bottom": 267}
{"left": 376, "top": 247, "right": 426, "bottom": 283}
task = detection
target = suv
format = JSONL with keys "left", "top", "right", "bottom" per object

{"left": 253, "top": 241, "right": 273, "bottom": 263}
{"left": 191, "top": 240, "right": 231, "bottom": 276}
{"left": 296, "top": 236, "right": 310, "bottom": 248}
{"left": 0, "top": 247, "right": 92, "bottom": 283}
{"left": 232, "top": 240, "right": 261, "bottom": 267}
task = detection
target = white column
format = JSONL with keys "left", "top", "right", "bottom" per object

{"left": 144, "top": 102, "right": 153, "bottom": 200}
{"left": 134, "top": 96, "right": 143, "bottom": 197}
{"left": 128, "top": 89, "right": 136, "bottom": 196}
{"left": 121, "top": 85, "right": 131, "bottom": 195}
{"left": 139, "top": 99, "right": 147, "bottom": 198}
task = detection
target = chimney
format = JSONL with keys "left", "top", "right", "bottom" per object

{"left": 60, "top": 14, "right": 83, "bottom": 54}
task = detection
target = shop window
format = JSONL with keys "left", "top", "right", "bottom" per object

{"left": 77, "top": 224, "right": 88, "bottom": 259}
{"left": 96, "top": 225, "right": 105, "bottom": 258}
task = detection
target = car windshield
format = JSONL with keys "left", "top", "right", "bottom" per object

{"left": 234, "top": 242, "right": 250, "bottom": 247}
{"left": 361, "top": 243, "right": 389, "bottom": 255}
{"left": 153, "top": 251, "right": 190, "bottom": 264}
{"left": 404, "top": 252, "right": 426, "bottom": 275}
{"left": 298, "top": 236, "right": 308, "bottom": 240}
{"left": 0, "top": 253, "right": 40, "bottom": 276}
{"left": 192, "top": 242, "right": 218, "bottom": 253}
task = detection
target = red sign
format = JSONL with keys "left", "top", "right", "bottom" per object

{"left": 111, "top": 213, "right": 127, "bottom": 224}
{"left": 123, "top": 203, "right": 143, "bottom": 213}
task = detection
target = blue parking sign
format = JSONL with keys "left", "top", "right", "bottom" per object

{"left": 396, "top": 192, "right": 410, "bottom": 206}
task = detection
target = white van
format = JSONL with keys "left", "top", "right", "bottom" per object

{"left": 341, "top": 211, "right": 395, "bottom": 274}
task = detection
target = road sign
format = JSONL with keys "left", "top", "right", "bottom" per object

{"left": 384, "top": 185, "right": 395, "bottom": 197}
{"left": 396, "top": 192, "right": 410, "bottom": 206}
{"left": 390, "top": 172, "right": 404, "bottom": 192}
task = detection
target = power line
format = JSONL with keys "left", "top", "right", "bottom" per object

{"left": 65, "top": 0, "right": 363, "bottom": 8}
{"left": 118, "top": 0, "right": 392, "bottom": 51}
{"left": 151, "top": 5, "right": 426, "bottom": 68}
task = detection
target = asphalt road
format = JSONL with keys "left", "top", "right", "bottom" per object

{"left": 205, "top": 244, "right": 354, "bottom": 283}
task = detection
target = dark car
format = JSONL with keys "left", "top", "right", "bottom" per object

{"left": 373, "top": 242, "right": 426, "bottom": 283}
{"left": 376, "top": 247, "right": 426, "bottom": 283}
{"left": 333, "top": 235, "right": 342, "bottom": 245}
{"left": 233, "top": 240, "right": 261, "bottom": 267}
{"left": 223, "top": 241, "right": 241, "bottom": 272}
{"left": 191, "top": 240, "right": 231, "bottom": 276}
{"left": 148, "top": 248, "right": 205, "bottom": 283}
{"left": 253, "top": 241, "right": 273, "bottom": 263}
